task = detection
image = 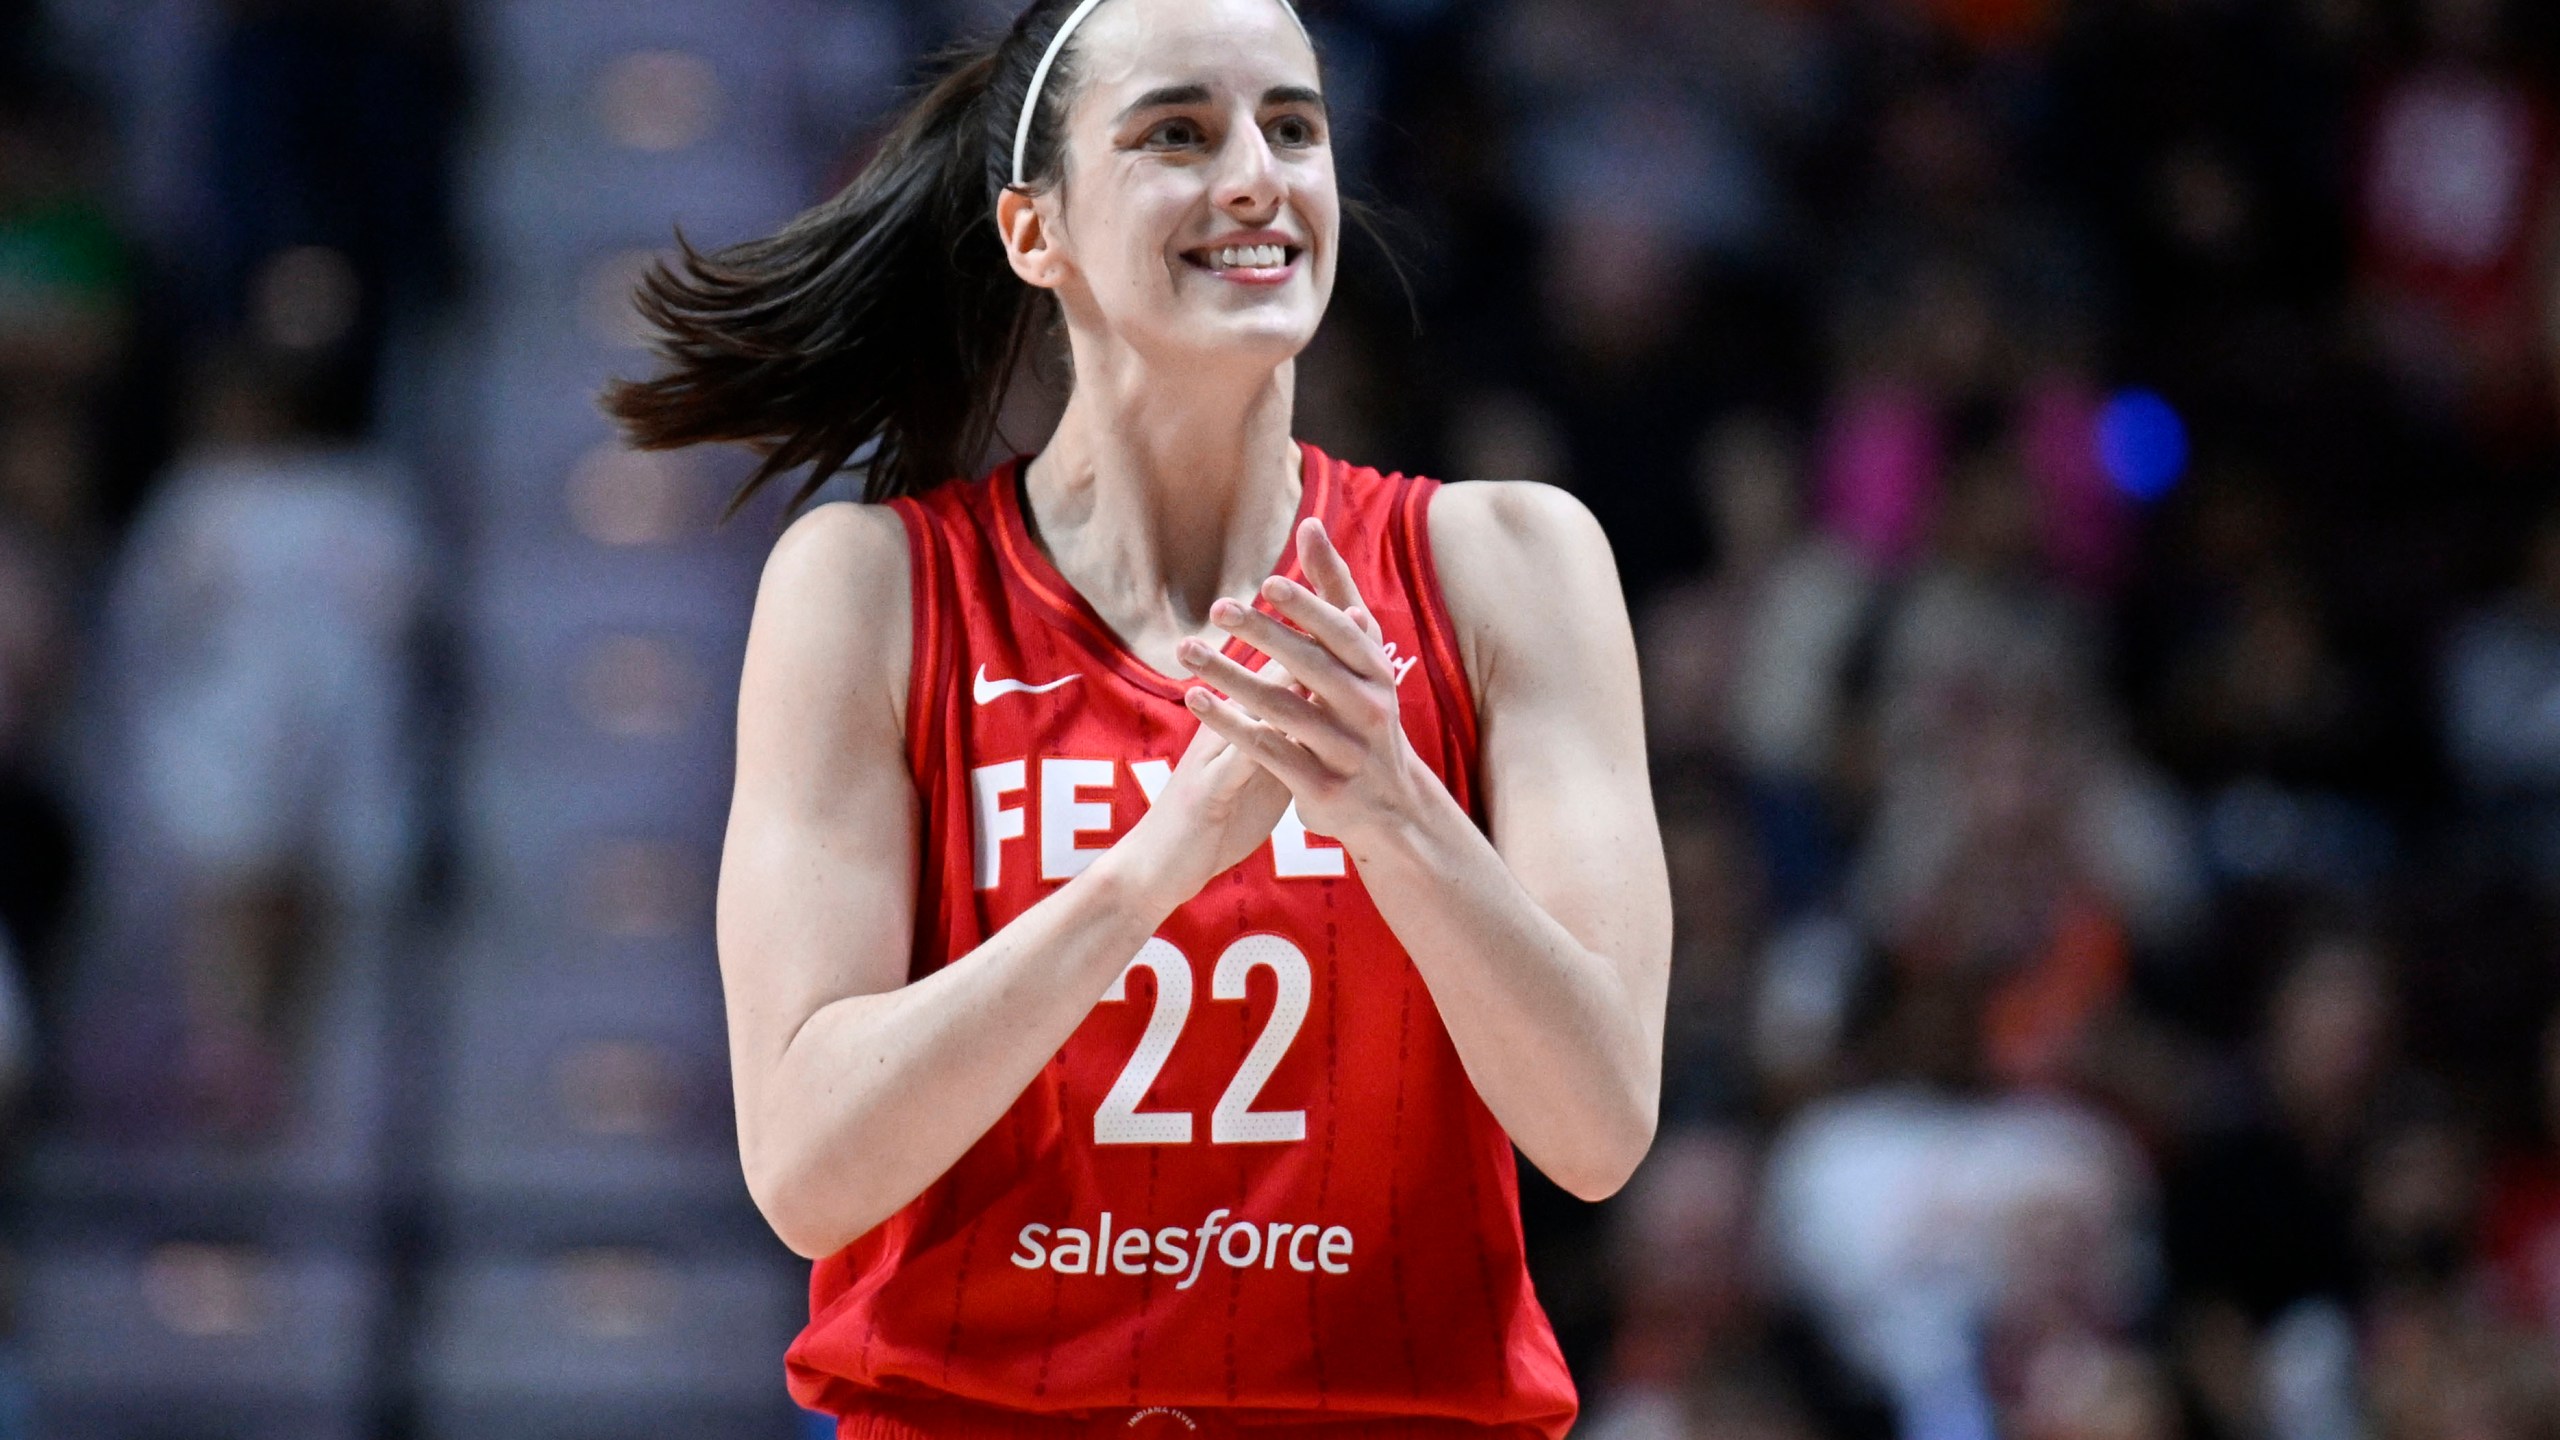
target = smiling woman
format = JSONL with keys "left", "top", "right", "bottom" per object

{"left": 601, "top": 2, "right": 1669, "bottom": 1437}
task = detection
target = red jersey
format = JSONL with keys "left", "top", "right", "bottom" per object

{"left": 783, "top": 445, "right": 1577, "bottom": 1439}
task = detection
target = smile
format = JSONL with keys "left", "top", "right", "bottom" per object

{"left": 1182, "top": 241, "right": 1303, "bottom": 284}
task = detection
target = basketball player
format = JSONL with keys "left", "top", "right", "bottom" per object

{"left": 605, "top": 0, "right": 1670, "bottom": 1434}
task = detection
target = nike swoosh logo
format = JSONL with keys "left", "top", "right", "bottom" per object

{"left": 974, "top": 665, "right": 1083, "bottom": 705}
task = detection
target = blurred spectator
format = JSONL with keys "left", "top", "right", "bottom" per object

{"left": 2127, "top": 471, "right": 2395, "bottom": 893}
{"left": 0, "top": 73, "right": 134, "bottom": 549}
{"left": 2358, "top": 1093, "right": 2484, "bottom": 1297}
{"left": 1764, "top": 973, "right": 2160, "bottom": 1440}
{"left": 1656, "top": 791, "right": 1770, "bottom": 1123}
{"left": 2480, "top": 1008, "right": 2560, "bottom": 1339}
{"left": 2445, "top": 503, "right": 2560, "bottom": 890}
{"left": 2160, "top": 931, "right": 2393, "bottom": 1440}
{"left": 1524, "top": 209, "right": 1721, "bottom": 603}
{"left": 1582, "top": 1128, "right": 1884, "bottom": 1440}
{"left": 1850, "top": 448, "right": 2199, "bottom": 1068}
{"left": 2354, "top": 0, "right": 2554, "bottom": 447}
{"left": 2364, "top": 1278, "right": 2560, "bottom": 1440}
{"left": 93, "top": 345, "right": 424, "bottom": 1135}
{"left": 2156, "top": 559, "right": 2370, "bottom": 787}
{"left": 1481, "top": 0, "right": 1836, "bottom": 265}
{"left": 1642, "top": 414, "right": 1873, "bottom": 915}
{"left": 1579, "top": 1129, "right": 1764, "bottom": 1440}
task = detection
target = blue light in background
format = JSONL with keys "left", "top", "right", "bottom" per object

{"left": 2096, "top": 389, "right": 2189, "bottom": 502}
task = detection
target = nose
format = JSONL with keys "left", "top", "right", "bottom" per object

{"left": 1214, "top": 116, "right": 1284, "bottom": 220}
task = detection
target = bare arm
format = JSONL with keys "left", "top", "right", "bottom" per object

{"left": 722, "top": 504, "right": 1290, "bottom": 1259}
{"left": 1178, "top": 486, "right": 1670, "bottom": 1200}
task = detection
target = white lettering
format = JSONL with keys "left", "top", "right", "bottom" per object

{"left": 1010, "top": 1223, "right": 1050, "bottom": 1270}
{"left": 971, "top": 761, "right": 1027, "bottom": 890}
{"left": 1011, "top": 1209, "right": 1355, "bottom": 1280}
{"left": 1180, "top": 1211, "right": 1228, "bottom": 1291}
{"left": 1131, "top": 760, "right": 1173, "bottom": 805}
{"left": 1318, "top": 1226, "right": 1352, "bottom": 1274}
{"left": 1040, "top": 758, "right": 1117, "bottom": 881}
{"left": 1271, "top": 803, "right": 1347, "bottom": 878}
{"left": 1114, "top": 1226, "right": 1153, "bottom": 1275}
{"left": 1218, "top": 1223, "right": 1262, "bottom": 1268}
{"left": 1288, "top": 1227, "right": 1320, "bottom": 1272}
{"left": 1050, "top": 1227, "right": 1091, "bottom": 1275}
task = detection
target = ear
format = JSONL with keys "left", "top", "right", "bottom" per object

{"left": 996, "top": 187, "right": 1068, "bottom": 291}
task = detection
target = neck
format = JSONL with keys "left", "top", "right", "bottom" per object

{"left": 1024, "top": 349, "right": 1304, "bottom": 652}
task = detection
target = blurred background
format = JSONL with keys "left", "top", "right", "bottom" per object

{"left": 4, "top": 0, "right": 2560, "bottom": 1436}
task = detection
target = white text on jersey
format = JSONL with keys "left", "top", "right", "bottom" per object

{"left": 973, "top": 758, "right": 1345, "bottom": 890}
{"left": 1010, "top": 1209, "right": 1354, "bottom": 1285}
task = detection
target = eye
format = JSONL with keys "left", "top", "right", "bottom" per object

{"left": 1268, "top": 114, "right": 1321, "bottom": 149}
{"left": 1144, "top": 116, "right": 1207, "bottom": 149}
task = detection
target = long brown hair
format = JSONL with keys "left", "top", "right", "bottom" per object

{"left": 599, "top": 2, "right": 1113, "bottom": 514}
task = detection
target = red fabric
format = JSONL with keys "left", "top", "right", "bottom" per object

{"left": 786, "top": 446, "right": 1576, "bottom": 1438}
{"left": 833, "top": 1389, "right": 1553, "bottom": 1438}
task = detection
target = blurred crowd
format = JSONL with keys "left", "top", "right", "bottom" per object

{"left": 1287, "top": 0, "right": 2560, "bottom": 1437}
{"left": 9, "top": 0, "right": 2560, "bottom": 1437}
{"left": 1288, "top": 0, "right": 2560, "bottom": 1438}
{"left": 0, "top": 0, "right": 452, "bottom": 1147}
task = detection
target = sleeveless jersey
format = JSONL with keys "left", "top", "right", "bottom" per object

{"left": 784, "top": 444, "right": 1577, "bottom": 1440}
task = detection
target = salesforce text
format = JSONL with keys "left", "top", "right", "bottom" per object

{"left": 1009, "top": 1210, "right": 1353, "bottom": 1289}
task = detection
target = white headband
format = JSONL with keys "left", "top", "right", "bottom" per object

{"left": 1010, "top": 0, "right": 1313, "bottom": 189}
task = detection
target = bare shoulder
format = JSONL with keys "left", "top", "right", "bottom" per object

{"left": 1425, "top": 478, "right": 1609, "bottom": 560}
{"left": 1424, "top": 481, "right": 1629, "bottom": 695}
{"left": 758, "top": 499, "right": 909, "bottom": 612}
{"left": 742, "top": 499, "right": 913, "bottom": 743}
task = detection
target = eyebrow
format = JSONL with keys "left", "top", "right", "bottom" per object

{"left": 1115, "top": 83, "right": 1328, "bottom": 123}
{"left": 1118, "top": 84, "right": 1212, "bottom": 120}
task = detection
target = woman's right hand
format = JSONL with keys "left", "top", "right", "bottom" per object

{"left": 1112, "top": 656, "right": 1296, "bottom": 913}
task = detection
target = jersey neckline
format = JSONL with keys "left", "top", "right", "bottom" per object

{"left": 987, "top": 441, "right": 1336, "bottom": 704}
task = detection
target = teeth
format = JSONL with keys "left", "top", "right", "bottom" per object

{"left": 1210, "top": 244, "right": 1288, "bottom": 269}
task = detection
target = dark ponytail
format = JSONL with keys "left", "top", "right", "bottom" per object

{"left": 600, "top": 1, "right": 1105, "bottom": 513}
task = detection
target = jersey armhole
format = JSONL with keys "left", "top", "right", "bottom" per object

{"left": 1393, "top": 475, "right": 1486, "bottom": 819}
{"left": 887, "top": 496, "right": 946, "bottom": 788}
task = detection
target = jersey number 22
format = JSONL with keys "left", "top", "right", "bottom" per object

{"left": 1094, "top": 935, "right": 1311, "bottom": 1146}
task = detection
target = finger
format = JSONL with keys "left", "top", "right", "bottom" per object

{"left": 1197, "top": 730, "right": 1271, "bottom": 792}
{"left": 1212, "top": 596, "right": 1341, "bottom": 686}
{"left": 1182, "top": 641, "right": 1330, "bottom": 730}
{"left": 1254, "top": 577, "right": 1391, "bottom": 685}
{"left": 1297, "top": 517, "right": 1369, "bottom": 615}
{"left": 1185, "top": 686, "right": 1330, "bottom": 790}
{"left": 1216, "top": 597, "right": 1382, "bottom": 711}
{"left": 1347, "top": 604, "right": 1383, "bottom": 643}
{"left": 1248, "top": 647, "right": 1311, "bottom": 698}
{"left": 1179, "top": 708, "right": 1232, "bottom": 763}
{"left": 1181, "top": 641, "right": 1359, "bottom": 767}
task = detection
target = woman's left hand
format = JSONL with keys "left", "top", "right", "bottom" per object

{"left": 1177, "top": 516, "right": 1438, "bottom": 849}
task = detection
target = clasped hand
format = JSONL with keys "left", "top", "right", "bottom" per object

{"left": 1176, "top": 516, "right": 1435, "bottom": 849}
